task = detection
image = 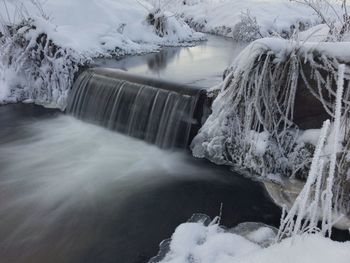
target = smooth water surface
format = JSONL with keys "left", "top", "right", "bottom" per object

{"left": 0, "top": 104, "right": 281, "bottom": 263}
{"left": 94, "top": 35, "right": 247, "bottom": 88}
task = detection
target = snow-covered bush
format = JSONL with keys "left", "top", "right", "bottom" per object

{"left": 0, "top": 18, "right": 83, "bottom": 109}
{"left": 292, "top": 0, "right": 350, "bottom": 41}
{"left": 0, "top": 1, "right": 85, "bottom": 109}
{"left": 192, "top": 38, "right": 350, "bottom": 217}
{"left": 232, "top": 11, "right": 262, "bottom": 42}
{"left": 147, "top": 9, "right": 170, "bottom": 37}
{"left": 144, "top": 1, "right": 203, "bottom": 42}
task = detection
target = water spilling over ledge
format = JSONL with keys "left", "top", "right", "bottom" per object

{"left": 66, "top": 68, "right": 210, "bottom": 149}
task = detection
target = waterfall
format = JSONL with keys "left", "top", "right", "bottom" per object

{"left": 66, "top": 68, "right": 209, "bottom": 149}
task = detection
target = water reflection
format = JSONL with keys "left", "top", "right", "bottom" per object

{"left": 147, "top": 48, "right": 179, "bottom": 73}
{"left": 94, "top": 35, "right": 247, "bottom": 88}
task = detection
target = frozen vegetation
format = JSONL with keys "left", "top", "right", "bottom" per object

{"left": 0, "top": 0, "right": 202, "bottom": 108}
{"left": 192, "top": 36, "right": 350, "bottom": 222}
{"left": 158, "top": 61, "right": 350, "bottom": 261}
{"left": 160, "top": 0, "right": 323, "bottom": 41}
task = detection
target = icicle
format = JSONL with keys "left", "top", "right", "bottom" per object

{"left": 321, "top": 64, "right": 345, "bottom": 237}
{"left": 277, "top": 119, "right": 330, "bottom": 240}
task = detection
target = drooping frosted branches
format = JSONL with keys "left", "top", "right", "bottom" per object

{"left": 192, "top": 39, "right": 350, "bottom": 219}
{"left": 0, "top": 1, "right": 84, "bottom": 109}
{"left": 277, "top": 64, "right": 346, "bottom": 239}
{"left": 321, "top": 63, "right": 345, "bottom": 237}
{"left": 277, "top": 120, "right": 329, "bottom": 239}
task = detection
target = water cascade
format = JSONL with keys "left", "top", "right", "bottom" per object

{"left": 66, "top": 68, "right": 210, "bottom": 148}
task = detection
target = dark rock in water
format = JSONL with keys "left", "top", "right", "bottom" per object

{"left": 67, "top": 68, "right": 211, "bottom": 149}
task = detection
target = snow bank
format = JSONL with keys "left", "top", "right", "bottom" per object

{"left": 165, "top": 0, "right": 321, "bottom": 41}
{"left": 150, "top": 215, "right": 350, "bottom": 263}
{"left": 0, "top": 0, "right": 202, "bottom": 108}
{"left": 2, "top": 0, "right": 202, "bottom": 57}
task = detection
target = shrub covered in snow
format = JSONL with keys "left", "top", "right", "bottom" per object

{"left": 232, "top": 11, "right": 263, "bottom": 42}
{"left": 192, "top": 38, "right": 350, "bottom": 218}
{"left": 0, "top": 18, "right": 83, "bottom": 109}
{"left": 293, "top": 0, "right": 350, "bottom": 41}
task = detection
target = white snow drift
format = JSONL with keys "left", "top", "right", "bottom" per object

{"left": 151, "top": 219, "right": 350, "bottom": 263}
{"left": 164, "top": 0, "right": 322, "bottom": 41}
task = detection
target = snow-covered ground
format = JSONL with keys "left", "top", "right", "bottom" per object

{"left": 0, "top": 0, "right": 203, "bottom": 107}
{"left": 162, "top": 0, "right": 322, "bottom": 41}
{"left": 1, "top": 0, "right": 202, "bottom": 57}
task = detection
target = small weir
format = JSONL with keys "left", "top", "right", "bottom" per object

{"left": 67, "top": 68, "right": 210, "bottom": 148}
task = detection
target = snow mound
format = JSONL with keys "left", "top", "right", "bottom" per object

{"left": 150, "top": 215, "right": 350, "bottom": 263}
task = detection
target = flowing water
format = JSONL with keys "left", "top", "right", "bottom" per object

{"left": 0, "top": 104, "right": 282, "bottom": 263}
{"left": 66, "top": 69, "right": 209, "bottom": 148}
{"left": 0, "top": 36, "right": 280, "bottom": 263}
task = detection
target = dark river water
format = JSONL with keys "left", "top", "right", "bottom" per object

{"left": 0, "top": 104, "right": 282, "bottom": 263}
